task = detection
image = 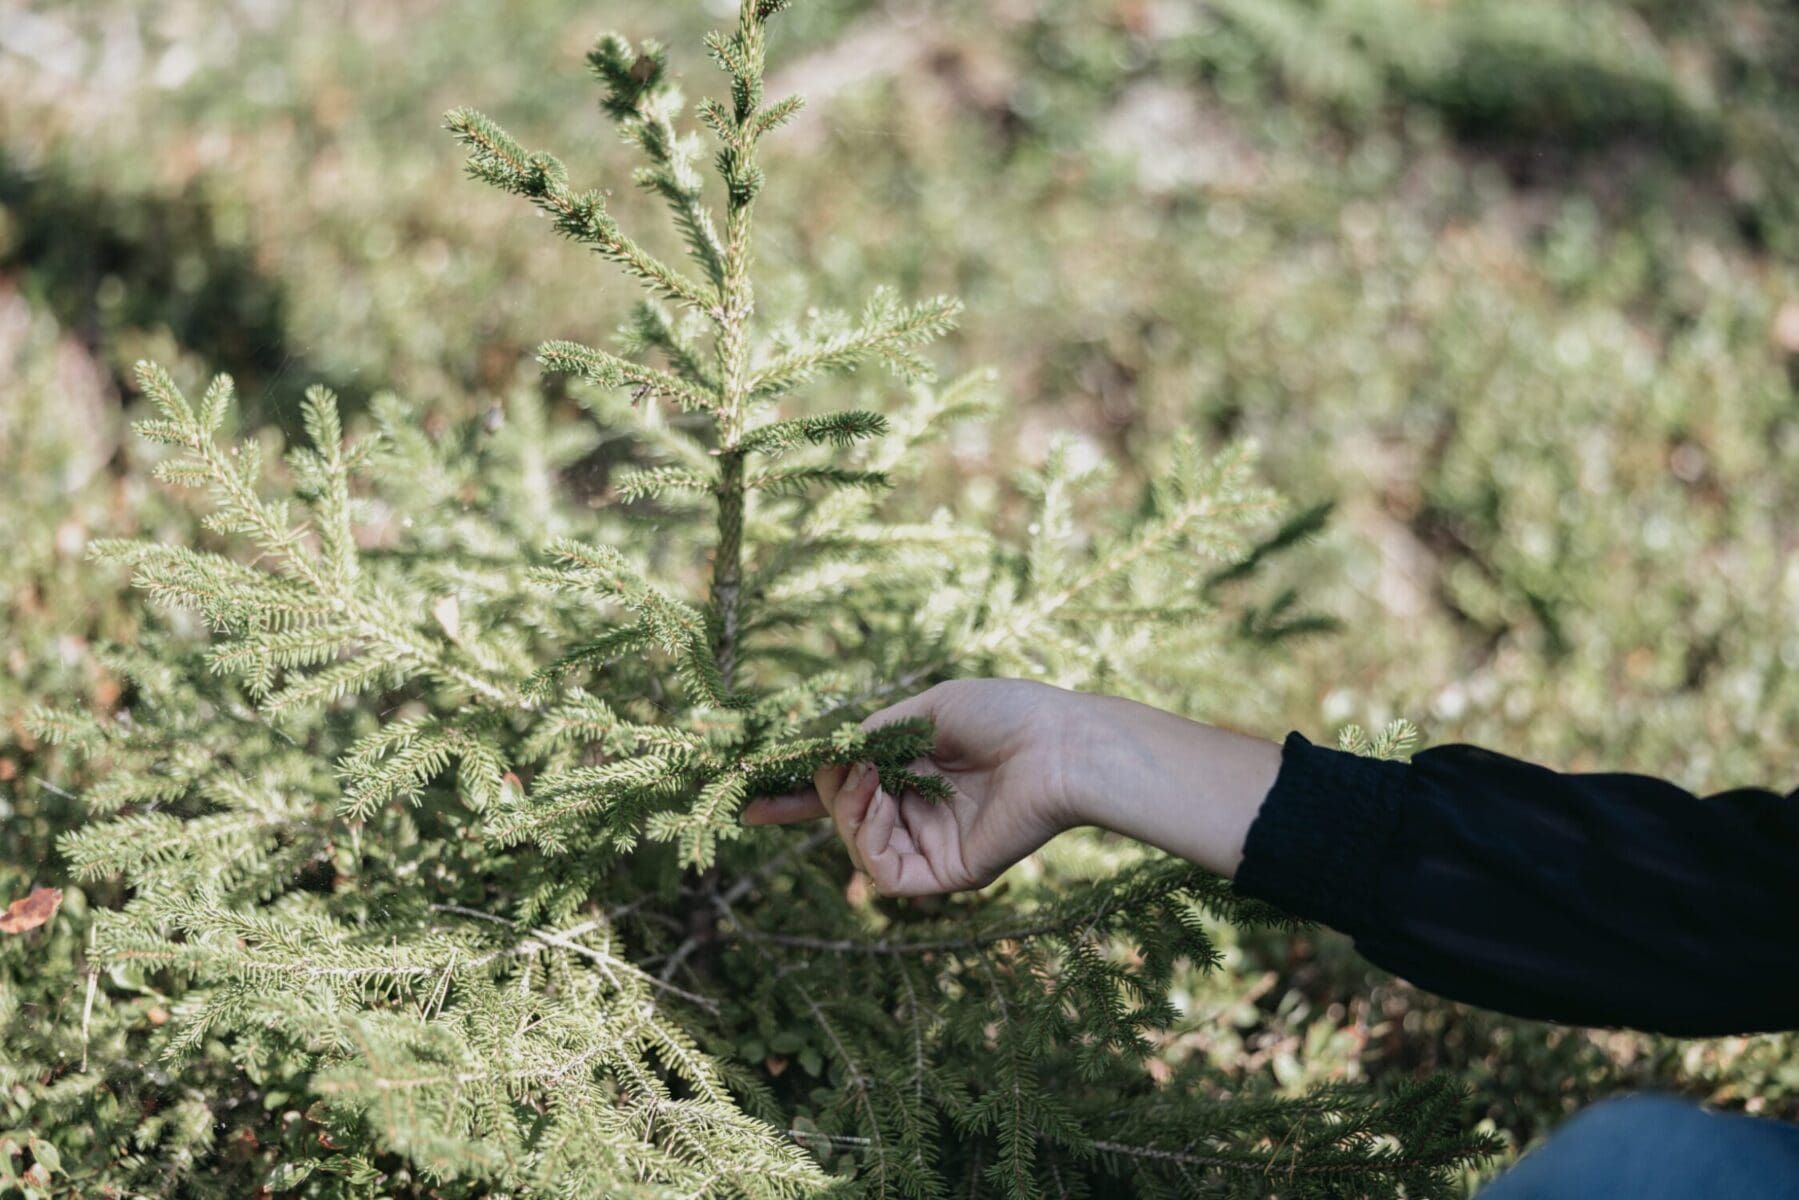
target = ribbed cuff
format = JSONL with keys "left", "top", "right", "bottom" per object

{"left": 1233, "top": 732, "right": 1408, "bottom": 935}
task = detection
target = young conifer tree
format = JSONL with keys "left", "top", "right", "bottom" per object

{"left": 33, "top": 4, "right": 1494, "bottom": 1196}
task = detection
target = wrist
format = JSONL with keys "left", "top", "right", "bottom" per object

{"left": 1025, "top": 688, "right": 1129, "bottom": 833}
{"left": 1057, "top": 694, "right": 1283, "bottom": 879}
{"left": 1057, "top": 693, "right": 1167, "bottom": 831}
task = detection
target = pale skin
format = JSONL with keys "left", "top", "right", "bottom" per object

{"left": 741, "top": 678, "right": 1285, "bottom": 895}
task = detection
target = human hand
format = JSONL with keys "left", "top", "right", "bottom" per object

{"left": 742, "top": 678, "right": 1284, "bottom": 894}
{"left": 741, "top": 679, "right": 1084, "bottom": 896}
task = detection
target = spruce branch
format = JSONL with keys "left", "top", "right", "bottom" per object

{"left": 739, "top": 410, "right": 890, "bottom": 454}
{"left": 970, "top": 438, "right": 1280, "bottom": 668}
{"left": 128, "top": 363, "right": 520, "bottom": 710}
{"left": 487, "top": 751, "right": 697, "bottom": 852}
{"left": 588, "top": 35, "right": 730, "bottom": 289}
{"left": 523, "top": 628, "right": 656, "bottom": 700}
{"left": 746, "top": 465, "right": 890, "bottom": 497}
{"left": 337, "top": 717, "right": 507, "bottom": 819}
{"left": 444, "top": 107, "right": 716, "bottom": 311}
{"left": 614, "top": 465, "right": 719, "bottom": 503}
{"left": 623, "top": 301, "right": 721, "bottom": 391}
{"left": 539, "top": 339, "right": 720, "bottom": 412}
{"left": 749, "top": 293, "right": 964, "bottom": 399}
{"left": 534, "top": 538, "right": 729, "bottom": 705}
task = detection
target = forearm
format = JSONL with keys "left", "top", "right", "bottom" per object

{"left": 1062, "top": 691, "right": 1799, "bottom": 1035}
{"left": 1064, "top": 694, "right": 1282, "bottom": 878}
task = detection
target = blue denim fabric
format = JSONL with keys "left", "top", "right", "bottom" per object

{"left": 1480, "top": 1095, "right": 1799, "bottom": 1199}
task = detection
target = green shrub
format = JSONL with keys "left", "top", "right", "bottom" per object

{"left": 8, "top": 7, "right": 1494, "bottom": 1197}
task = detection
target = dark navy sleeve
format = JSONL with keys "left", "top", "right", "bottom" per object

{"left": 1233, "top": 733, "right": 1799, "bottom": 1036}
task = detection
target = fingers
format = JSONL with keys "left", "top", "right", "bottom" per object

{"left": 854, "top": 781, "right": 899, "bottom": 867}
{"left": 814, "top": 761, "right": 851, "bottom": 806}
{"left": 747, "top": 680, "right": 947, "bottom": 829}
{"left": 741, "top": 763, "right": 846, "bottom": 826}
{"left": 828, "top": 763, "right": 880, "bottom": 873}
{"left": 740, "top": 790, "right": 826, "bottom": 826}
{"left": 745, "top": 749, "right": 964, "bottom": 899}
{"left": 858, "top": 787, "right": 963, "bottom": 897}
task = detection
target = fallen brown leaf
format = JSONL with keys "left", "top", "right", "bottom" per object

{"left": 0, "top": 886, "right": 62, "bottom": 934}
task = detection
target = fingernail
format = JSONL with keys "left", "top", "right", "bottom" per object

{"left": 844, "top": 762, "right": 869, "bottom": 792}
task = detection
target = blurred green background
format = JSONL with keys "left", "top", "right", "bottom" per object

{"left": 3, "top": 0, "right": 1796, "bottom": 1189}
